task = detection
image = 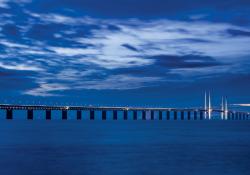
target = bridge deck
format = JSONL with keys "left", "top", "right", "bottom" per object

{"left": 0, "top": 104, "right": 247, "bottom": 114}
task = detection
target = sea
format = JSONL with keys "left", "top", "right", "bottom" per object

{"left": 0, "top": 120, "right": 250, "bottom": 175}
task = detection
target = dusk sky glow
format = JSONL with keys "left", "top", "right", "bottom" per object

{"left": 0, "top": 0, "right": 250, "bottom": 108}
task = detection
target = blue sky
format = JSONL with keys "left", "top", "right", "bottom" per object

{"left": 0, "top": 0, "right": 250, "bottom": 109}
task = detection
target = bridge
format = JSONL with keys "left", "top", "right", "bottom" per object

{"left": 0, "top": 104, "right": 249, "bottom": 121}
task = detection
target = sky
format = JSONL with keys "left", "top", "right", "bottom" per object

{"left": 0, "top": 0, "right": 250, "bottom": 109}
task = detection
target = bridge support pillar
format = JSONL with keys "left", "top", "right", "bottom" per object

{"left": 77, "top": 110, "right": 82, "bottom": 120}
{"left": 200, "top": 111, "right": 203, "bottom": 120}
{"left": 151, "top": 111, "right": 154, "bottom": 120}
{"left": 124, "top": 110, "right": 128, "bottom": 120}
{"left": 142, "top": 111, "right": 146, "bottom": 120}
{"left": 194, "top": 111, "right": 197, "bottom": 120}
{"left": 166, "top": 111, "right": 170, "bottom": 120}
{"left": 228, "top": 112, "right": 231, "bottom": 120}
{"left": 187, "top": 111, "right": 191, "bottom": 120}
{"left": 6, "top": 109, "right": 13, "bottom": 120}
{"left": 181, "top": 111, "right": 184, "bottom": 120}
{"left": 133, "top": 111, "right": 137, "bottom": 120}
{"left": 27, "top": 109, "right": 33, "bottom": 120}
{"left": 174, "top": 111, "right": 177, "bottom": 120}
{"left": 90, "top": 110, "right": 95, "bottom": 120}
{"left": 159, "top": 111, "right": 163, "bottom": 120}
{"left": 113, "top": 110, "right": 118, "bottom": 120}
{"left": 231, "top": 113, "right": 234, "bottom": 120}
{"left": 62, "top": 110, "right": 67, "bottom": 120}
{"left": 102, "top": 110, "right": 107, "bottom": 120}
{"left": 46, "top": 110, "right": 51, "bottom": 120}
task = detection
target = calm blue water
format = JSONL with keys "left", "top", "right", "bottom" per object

{"left": 0, "top": 121, "right": 250, "bottom": 175}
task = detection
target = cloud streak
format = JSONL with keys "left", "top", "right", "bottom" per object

{"left": 232, "top": 104, "right": 250, "bottom": 107}
{"left": 0, "top": 0, "right": 30, "bottom": 8}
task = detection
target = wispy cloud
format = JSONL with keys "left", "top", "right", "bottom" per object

{"left": 25, "top": 11, "right": 98, "bottom": 25}
{"left": 24, "top": 82, "right": 70, "bottom": 96}
{"left": 232, "top": 104, "right": 250, "bottom": 107}
{"left": 0, "top": 0, "right": 30, "bottom": 8}
{"left": 24, "top": 75, "right": 163, "bottom": 96}
{"left": 75, "top": 75, "right": 163, "bottom": 90}
{"left": 0, "top": 62, "right": 43, "bottom": 71}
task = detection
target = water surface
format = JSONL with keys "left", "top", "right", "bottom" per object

{"left": 0, "top": 121, "right": 249, "bottom": 175}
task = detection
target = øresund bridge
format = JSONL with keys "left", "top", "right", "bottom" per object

{"left": 0, "top": 93, "right": 249, "bottom": 121}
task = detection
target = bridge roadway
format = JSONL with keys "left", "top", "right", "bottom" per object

{"left": 0, "top": 104, "right": 249, "bottom": 120}
{"left": 0, "top": 104, "right": 227, "bottom": 112}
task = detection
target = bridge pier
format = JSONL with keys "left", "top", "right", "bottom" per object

{"left": 235, "top": 113, "right": 238, "bottom": 120}
{"left": 159, "top": 111, "right": 163, "bottom": 120}
{"left": 187, "top": 111, "right": 191, "bottom": 120}
{"left": 6, "top": 109, "right": 13, "bottom": 120}
{"left": 151, "top": 111, "right": 154, "bottom": 120}
{"left": 174, "top": 111, "right": 177, "bottom": 120}
{"left": 113, "top": 110, "right": 118, "bottom": 120}
{"left": 231, "top": 112, "right": 234, "bottom": 120}
{"left": 90, "top": 110, "right": 95, "bottom": 120}
{"left": 27, "top": 109, "right": 34, "bottom": 120}
{"left": 133, "top": 111, "right": 137, "bottom": 120}
{"left": 181, "top": 111, "right": 184, "bottom": 120}
{"left": 166, "top": 111, "right": 170, "bottom": 120}
{"left": 77, "top": 110, "right": 82, "bottom": 120}
{"left": 228, "top": 112, "right": 231, "bottom": 120}
{"left": 102, "top": 110, "right": 107, "bottom": 120}
{"left": 200, "top": 111, "right": 203, "bottom": 120}
{"left": 62, "top": 110, "right": 67, "bottom": 120}
{"left": 194, "top": 111, "right": 197, "bottom": 120}
{"left": 142, "top": 111, "right": 146, "bottom": 120}
{"left": 46, "top": 110, "right": 52, "bottom": 120}
{"left": 124, "top": 110, "right": 128, "bottom": 120}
